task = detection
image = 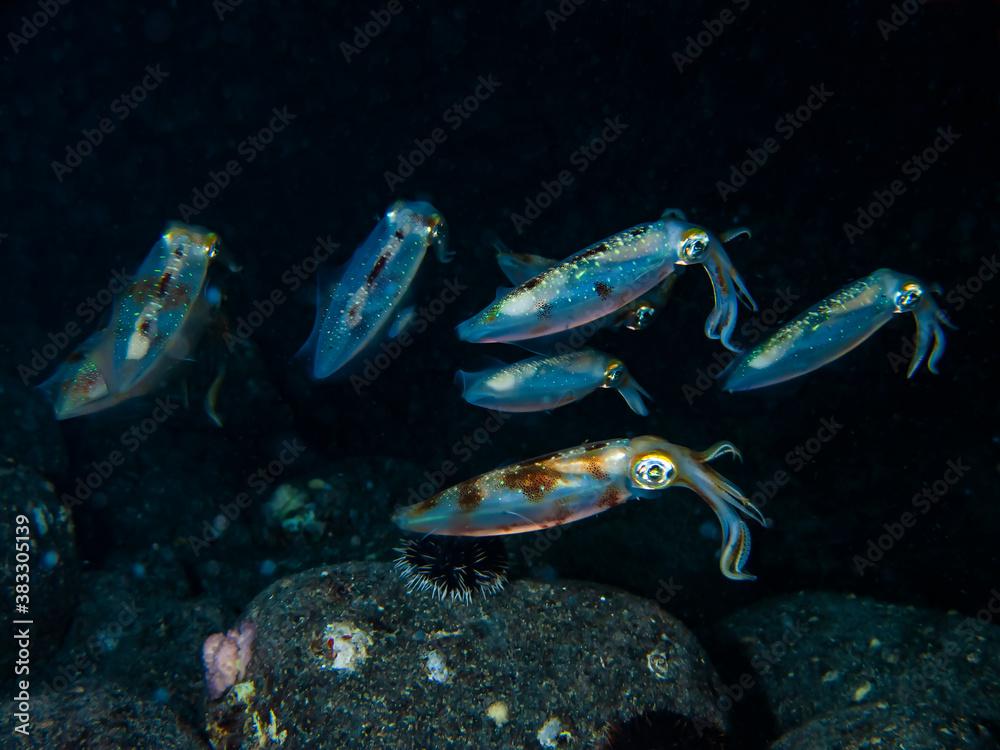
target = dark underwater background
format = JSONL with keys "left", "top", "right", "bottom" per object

{"left": 0, "top": 1, "right": 997, "bottom": 748}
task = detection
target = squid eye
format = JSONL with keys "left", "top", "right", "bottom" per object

{"left": 206, "top": 236, "right": 221, "bottom": 259}
{"left": 626, "top": 303, "right": 656, "bottom": 331}
{"left": 603, "top": 360, "right": 625, "bottom": 386}
{"left": 631, "top": 453, "right": 676, "bottom": 490}
{"left": 680, "top": 231, "right": 710, "bottom": 262}
{"left": 894, "top": 282, "right": 923, "bottom": 311}
{"left": 429, "top": 217, "right": 447, "bottom": 244}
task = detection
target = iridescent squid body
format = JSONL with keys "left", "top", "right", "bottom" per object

{"left": 393, "top": 436, "right": 767, "bottom": 580}
{"left": 304, "top": 200, "right": 449, "bottom": 379}
{"left": 40, "top": 222, "right": 224, "bottom": 420}
{"left": 457, "top": 349, "right": 651, "bottom": 415}
{"left": 723, "top": 268, "right": 955, "bottom": 391}
{"left": 457, "top": 211, "right": 757, "bottom": 351}
{"left": 495, "top": 250, "right": 677, "bottom": 333}
{"left": 41, "top": 331, "right": 119, "bottom": 419}
{"left": 109, "top": 222, "right": 221, "bottom": 391}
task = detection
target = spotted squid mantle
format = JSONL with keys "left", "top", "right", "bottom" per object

{"left": 393, "top": 435, "right": 768, "bottom": 581}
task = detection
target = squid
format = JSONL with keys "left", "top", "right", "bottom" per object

{"left": 107, "top": 222, "right": 223, "bottom": 391}
{"left": 457, "top": 349, "right": 652, "bottom": 415}
{"left": 723, "top": 268, "right": 955, "bottom": 391}
{"left": 40, "top": 222, "right": 224, "bottom": 420}
{"left": 495, "top": 250, "right": 678, "bottom": 333}
{"left": 41, "top": 331, "right": 120, "bottom": 420}
{"left": 393, "top": 435, "right": 768, "bottom": 581}
{"left": 456, "top": 210, "right": 757, "bottom": 351}
{"left": 302, "top": 200, "right": 450, "bottom": 379}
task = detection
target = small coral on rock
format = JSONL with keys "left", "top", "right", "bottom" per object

{"left": 202, "top": 620, "right": 256, "bottom": 700}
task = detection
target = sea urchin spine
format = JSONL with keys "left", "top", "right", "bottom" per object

{"left": 394, "top": 536, "right": 508, "bottom": 604}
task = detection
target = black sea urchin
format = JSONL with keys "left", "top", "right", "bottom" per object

{"left": 394, "top": 536, "right": 509, "bottom": 604}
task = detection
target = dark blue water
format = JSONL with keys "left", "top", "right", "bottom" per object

{"left": 1, "top": 2, "right": 996, "bottom": 748}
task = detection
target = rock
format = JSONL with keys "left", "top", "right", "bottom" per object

{"left": 715, "top": 591, "right": 1000, "bottom": 734}
{"left": 0, "top": 460, "right": 78, "bottom": 670}
{"left": 42, "top": 554, "right": 230, "bottom": 729}
{"left": 205, "top": 562, "right": 730, "bottom": 749}
{"left": 770, "top": 703, "right": 999, "bottom": 750}
{"left": 4, "top": 680, "right": 207, "bottom": 750}
{"left": 0, "top": 374, "right": 66, "bottom": 474}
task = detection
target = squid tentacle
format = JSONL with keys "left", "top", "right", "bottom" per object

{"left": 718, "top": 514, "right": 754, "bottom": 582}
{"left": 719, "top": 226, "right": 752, "bottom": 244}
{"left": 702, "top": 245, "right": 758, "bottom": 352}
{"left": 907, "top": 293, "right": 956, "bottom": 377}
{"left": 927, "top": 318, "right": 949, "bottom": 374}
{"left": 435, "top": 240, "right": 455, "bottom": 264}
{"left": 715, "top": 477, "right": 768, "bottom": 527}
{"left": 697, "top": 440, "right": 742, "bottom": 463}
{"left": 907, "top": 311, "right": 934, "bottom": 378}
{"left": 703, "top": 263, "right": 738, "bottom": 349}
{"left": 675, "top": 448, "right": 768, "bottom": 580}
{"left": 678, "top": 478, "right": 756, "bottom": 581}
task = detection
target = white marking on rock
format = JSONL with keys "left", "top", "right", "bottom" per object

{"left": 322, "top": 621, "right": 372, "bottom": 672}
{"left": 425, "top": 649, "right": 451, "bottom": 684}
